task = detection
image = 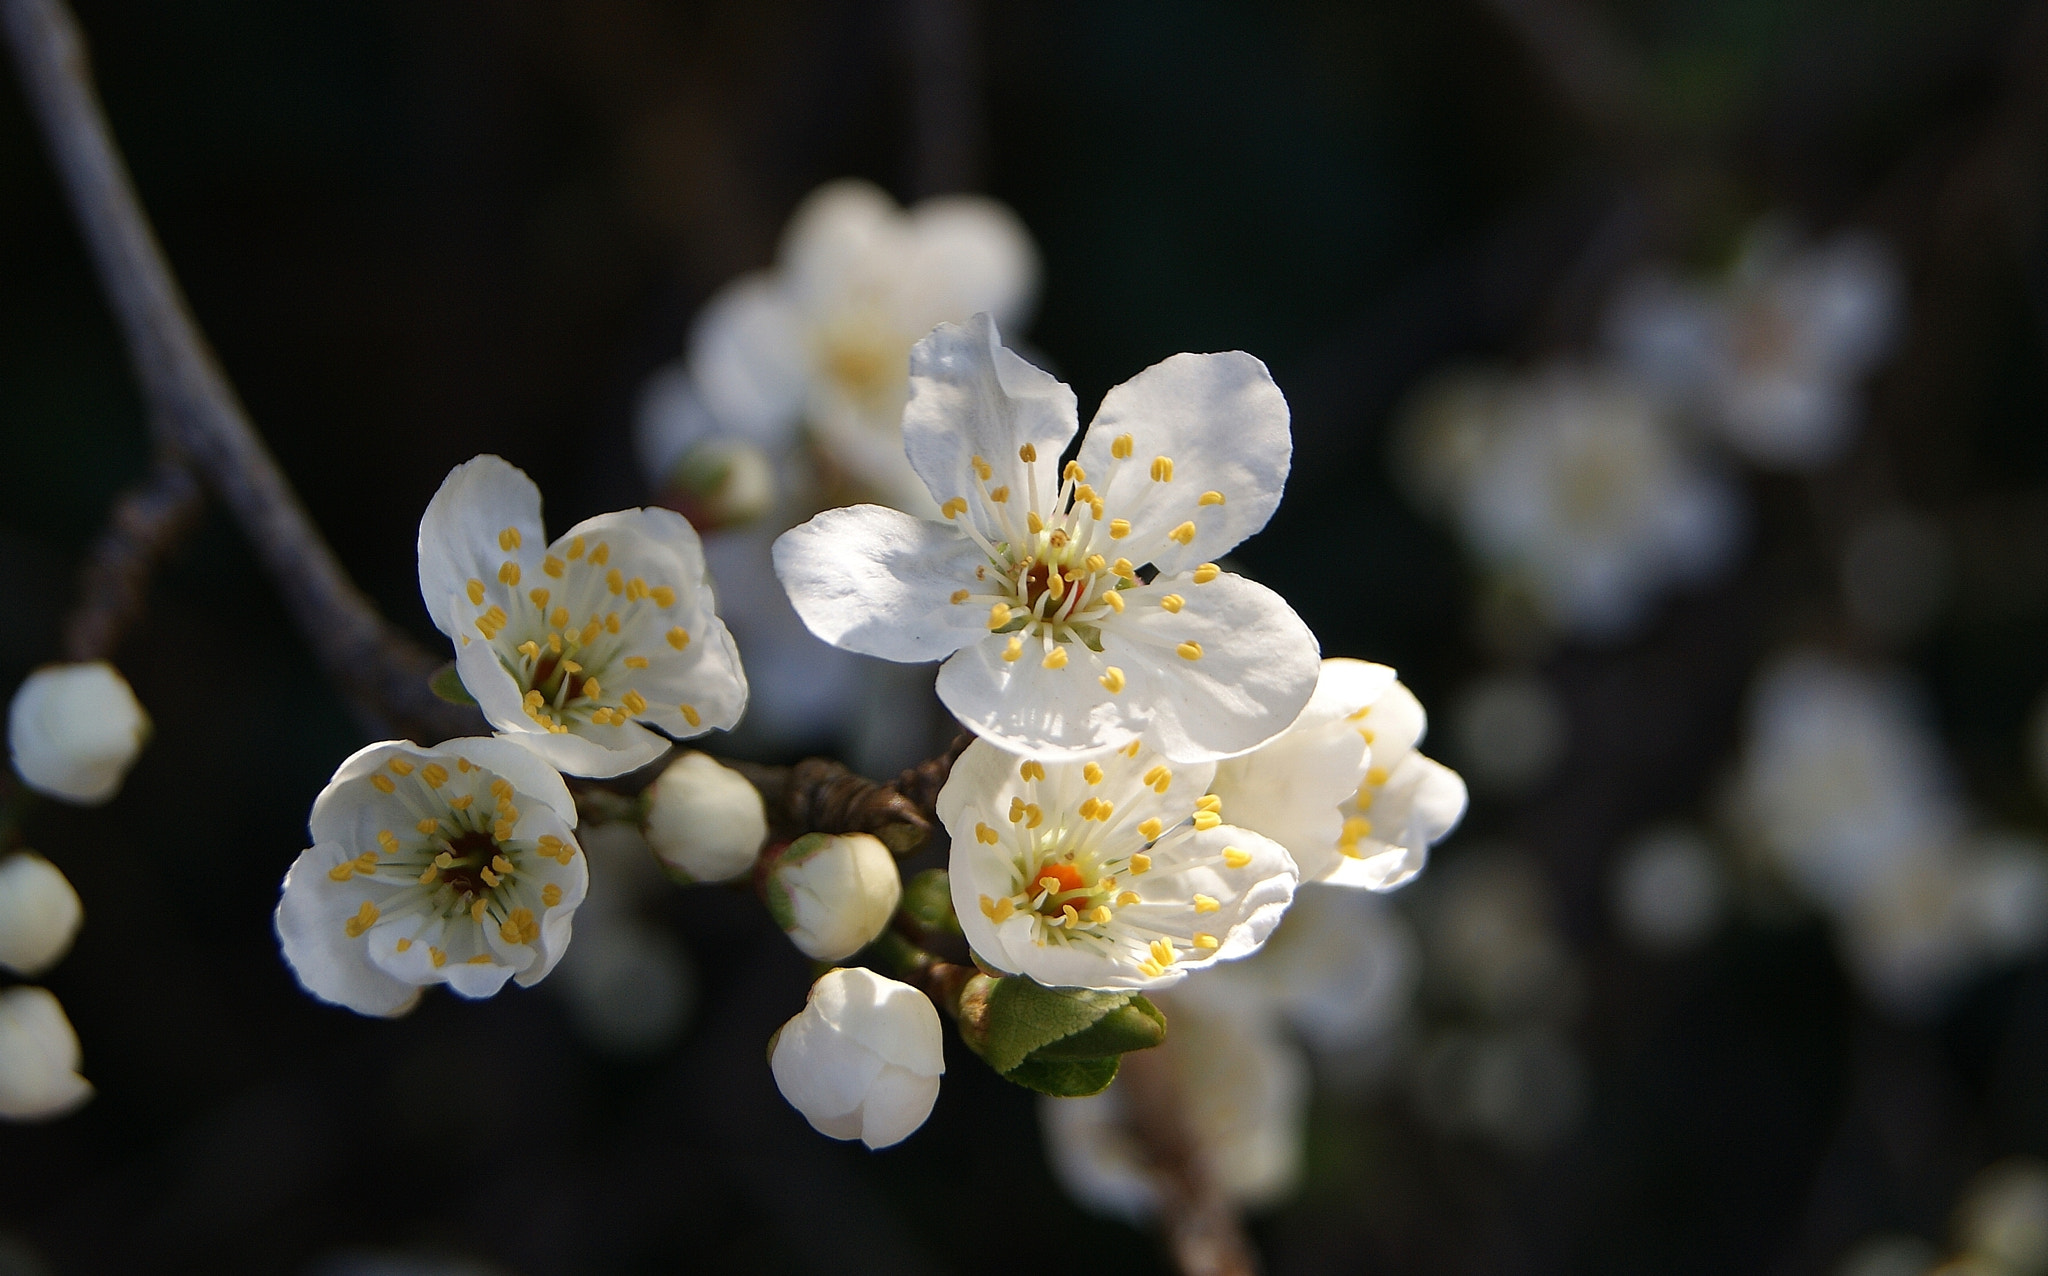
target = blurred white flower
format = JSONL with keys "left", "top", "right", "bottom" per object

{"left": 1840, "top": 835, "right": 2048, "bottom": 1018}
{"left": 1412, "top": 1025, "right": 1586, "bottom": 1154}
{"left": 1418, "top": 847, "right": 1582, "bottom": 1022}
{"left": 418, "top": 454, "right": 748, "bottom": 779}
{"left": 0, "top": 852, "right": 82, "bottom": 978}
{"left": 770, "top": 965, "right": 944, "bottom": 1149}
{"left": 1447, "top": 671, "right": 1567, "bottom": 797}
{"left": 275, "top": 737, "right": 587, "bottom": 1017}
{"left": 776, "top": 314, "right": 1320, "bottom": 762}
{"left": 1607, "top": 219, "right": 1904, "bottom": 469}
{"left": 1400, "top": 365, "right": 1740, "bottom": 638}
{"left": 1610, "top": 826, "right": 1726, "bottom": 952}
{"left": 1212, "top": 659, "right": 1464, "bottom": 891}
{"left": 643, "top": 750, "right": 768, "bottom": 883}
{"left": 763, "top": 833, "right": 902, "bottom": 962}
{"left": 655, "top": 437, "right": 778, "bottom": 532}
{"left": 640, "top": 179, "right": 1038, "bottom": 514}
{"left": 0, "top": 986, "right": 90, "bottom": 1121}
{"left": 941, "top": 738, "right": 1297, "bottom": 991}
{"left": 1040, "top": 995, "right": 1309, "bottom": 1221}
{"left": 7, "top": 661, "right": 150, "bottom": 806}
{"left": 1955, "top": 1157, "right": 2048, "bottom": 1276}
{"left": 550, "top": 824, "right": 695, "bottom": 1059}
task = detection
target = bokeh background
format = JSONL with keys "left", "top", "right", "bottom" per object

{"left": 4, "top": 0, "right": 2048, "bottom": 1272}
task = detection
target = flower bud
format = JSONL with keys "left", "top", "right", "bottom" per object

{"left": 770, "top": 966, "right": 943, "bottom": 1148}
{"left": 0, "top": 852, "right": 82, "bottom": 977}
{"left": 763, "top": 832, "right": 901, "bottom": 961}
{"left": 8, "top": 662, "right": 151, "bottom": 805}
{"left": 661, "top": 438, "right": 776, "bottom": 530}
{"left": 643, "top": 751, "right": 769, "bottom": 883}
{"left": 0, "top": 986, "right": 91, "bottom": 1121}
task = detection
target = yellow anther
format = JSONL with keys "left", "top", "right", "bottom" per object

{"left": 501, "top": 911, "right": 538, "bottom": 948}
{"left": 417, "top": 866, "right": 439, "bottom": 884}
{"left": 1109, "top": 519, "right": 1131, "bottom": 540}
{"left": 1198, "top": 490, "right": 1226, "bottom": 507}
{"left": 1084, "top": 762, "right": 1104, "bottom": 785}
{"left": 941, "top": 497, "right": 968, "bottom": 520}
{"left": 1366, "top": 766, "right": 1389, "bottom": 786}
{"left": 1061, "top": 904, "right": 1081, "bottom": 927}
{"left": 1193, "top": 933, "right": 1220, "bottom": 950}
{"left": 354, "top": 852, "right": 379, "bottom": 874}
{"left": 1343, "top": 816, "right": 1374, "bottom": 841}
{"left": 344, "top": 901, "right": 379, "bottom": 938}
{"left": 589, "top": 708, "right": 612, "bottom": 726}
{"left": 625, "top": 576, "right": 649, "bottom": 601}
{"left": 567, "top": 536, "right": 586, "bottom": 560}
{"left": 1097, "top": 662, "right": 1128, "bottom": 692}
{"left": 388, "top": 758, "right": 415, "bottom": 776}
{"left": 517, "top": 640, "right": 540, "bottom": 661}
{"left": 1193, "top": 563, "right": 1220, "bottom": 584}
{"left": 1193, "top": 811, "right": 1221, "bottom": 832}
{"left": 416, "top": 817, "right": 440, "bottom": 835}
{"left": 1130, "top": 853, "right": 1152, "bottom": 874}
{"left": 465, "top": 953, "right": 494, "bottom": 965}
{"left": 668, "top": 626, "right": 691, "bottom": 650}
{"left": 377, "top": 830, "right": 399, "bottom": 852}
{"left": 1021, "top": 760, "right": 1045, "bottom": 781}
{"left": 1090, "top": 499, "right": 1105, "bottom": 520}
{"left": 560, "top": 661, "right": 583, "bottom": 675}
{"left": 989, "top": 895, "right": 1016, "bottom": 922}
{"left": 606, "top": 612, "right": 621, "bottom": 634}
{"left": 580, "top": 621, "right": 601, "bottom": 645}
{"left": 1025, "top": 804, "right": 1043, "bottom": 828}
{"left": 1117, "top": 891, "right": 1141, "bottom": 907}
{"left": 1138, "top": 817, "right": 1164, "bottom": 840}
{"left": 466, "top": 579, "right": 486, "bottom": 605}
{"left": 499, "top": 561, "right": 521, "bottom": 586}
{"left": 1150, "top": 456, "right": 1174, "bottom": 482}
{"left": 470, "top": 899, "right": 488, "bottom": 925}
{"left": 1139, "top": 960, "right": 1164, "bottom": 978}
{"left": 396, "top": 938, "right": 412, "bottom": 953}
{"left": 972, "top": 454, "right": 993, "bottom": 481}
{"left": 1091, "top": 800, "right": 1114, "bottom": 821}
{"left": 1143, "top": 764, "right": 1170, "bottom": 788}
{"left": 1046, "top": 570, "right": 1065, "bottom": 601}
{"left": 448, "top": 793, "right": 473, "bottom": 810}
{"left": 976, "top": 823, "right": 1000, "bottom": 845}
{"left": 542, "top": 883, "right": 562, "bottom": 907}
{"left": 1003, "top": 636, "right": 1024, "bottom": 662}
{"left": 523, "top": 689, "right": 545, "bottom": 710}
{"left": 1159, "top": 594, "right": 1185, "bottom": 613}
{"left": 1149, "top": 938, "right": 1176, "bottom": 966}
{"left": 328, "top": 863, "right": 355, "bottom": 882}
{"left": 430, "top": 947, "right": 447, "bottom": 968}
{"left": 989, "top": 485, "right": 1010, "bottom": 503}
{"left": 1111, "top": 557, "right": 1136, "bottom": 579}
{"left": 1091, "top": 906, "right": 1114, "bottom": 924}
{"left": 494, "top": 821, "right": 515, "bottom": 841}
{"left": 1084, "top": 554, "right": 1107, "bottom": 573}
{"left": 1019, "top": 443, "right": 1038, "bottom": 463}
{"left": 980, "top": 894, "right": 999, "bottom": 919}
{"left": 622, "top": 655, "right": 649, "bottom": 670}
{"left": 680, "top": 704, "right": 702, "bottom": 727}
{"left": 1112, "top": 433, "right": 1134, "bottom": 459}
{"left": 622, "top": 690, "right": 648, "bottom": 715}
{"left": 498, "top": 526, "right": 522, "bottom": 551}
{"left": 989, "top": 603, "right": 1013, "bottom": 630}
{"left": 1168, "top": 521, "right": 1196, "bottom": 545}
{"left": 1177, "top": 641, "right": 1204, "bottom": 661}
{"left": 1042, "top": 647, "right": 1068, "bottom": 670}
{"left": 606, "top": 568, "right": 624, "bottom": 595}
{"left": 434, "top": 852, "right": 456, "bottom": 869}
{"left": 1196, "top": 794, "right": 1221, "bottom": 813}
{"left": 492, "top": 855, "right": 514, "bottom": 875}
{"left": 543, "top": 555, "right": 565, "bottom": 578}
{"left": 480, "top": 868, "right": 501, "bottom": 888}
{"left": 1009, "top": 797, "right": 1027, "bottom": 823}
{"left": 1101, "top": 589, "right": 1125, "bottom": 614}
{"left": 370, "top": 774, "right": 395, "bottom": 794}
{"left": 1064, "top": 460, "right": 1086, "bottom": 484}
{"left": 1193, "top": 894, "right": 1220, "bottom": 914}
{"left": 589, "top": 542, "right": 610, "bottom": 566}
{"left": 951, "top": 589, "right": 971, "bottom": 604}
{"left": 651, "top": 586, "right": 677, "bottom": 608}
{"left": 1338, "top": 842, "right": 1365, "bottom": 859}
{"left": 1223, "top": 846, "right": 1252, "bottom": 868}
{"left": 477, "top": 605, "right": 508, "bottom": 637}
{"left": 1048, "top": 529, "right": 1070, "bottom": 550}
{"left": 1079, "top": 798, "right": 1100, "bottom": 820}
{"left": 530, "top": 586, "right": 554, "bottom": 609}
{"left": 578, "top": 677, "right": 602, "bottom": 701}
{"left": 1027, "top": 510, "right": 1044, "bottom": 535}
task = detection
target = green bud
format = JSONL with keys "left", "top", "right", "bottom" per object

{"left": 899, "top": 869, "right": 961, "bottom": 938}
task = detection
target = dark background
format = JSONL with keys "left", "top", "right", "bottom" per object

{"left": 3, "top": 0, "right": 2047, "bottom": 1272}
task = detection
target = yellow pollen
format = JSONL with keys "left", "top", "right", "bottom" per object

{"left": 377, "top": 830, "right": 399, "bottom": 852}
{"left": 624, "top": 656, "right": 649, "bottom": 669}
{"left": 492, "top": 855, "right": 514, "bottom": 875}
{"left": 416, "top": 817, "right": 440, "bottom": 835}
{"left": 1102, "top": 590, "right": 1125, "bottom": 614}
{"left": 499, "top": 561, "right": 521, "bottom": 586}
{"left": 565, "top": 536, "right": 585, "bottom": 560}
{"left": 370, "top": 774, "right": 395, "bottom": 794}
{"left": 950, "top": 589, "right": 970, "bottom": 604}
{"left": 989, "top": 485, "right": 1010, "bottom": 503}
{"left": 480, "top": 867, "right": 501, "bottom": 888}
{"left": 589, "top": 542, "right": 610, "bottom": 566}
{"left": 668, "top": 627, "right": 691, "bottom": 650}
{"left": 466, "top": 579, "right": 486, "bottom": 605}
{"left": 606, "top": 612, "right": 621, "bottom": 634}
{"left": 1061, "top": 904, "right": 1081, "bottom": 927}
{"left": 1076, "top": 484, "right": 1099, "bottom": 505}
{"left": 589, "top": 708, "right": 612, "bottom": 726}
{"left": 1090, "top": 499, "right": 1105, "bottom": 520}
{"left": 972, "top": 454, "right": 992, "bottom": 481}
{"left": 680, "top": 704, "right": 702, "bottom": 727}
{"left": 1064, "top": 460, "right": 1086, "bottom": 484}
{"left": 941, "top": 497, "right": 968, "bottom": 520}
{"left": 579, "top": 621, "right": 601, "bottom": 645}
{"left": 976, "top": 823, "right": 1000, "bottom": 845}
{"left": 1138, "top": 817, "right": 1164, "bottom": 840}
{"left": 1079, "top": 798, "right": 1100, "bottom": 820}
{"left": 344, "top": 901, "right": 379, "bottom": 938}
{"left": 1193, "top": 811, "right": 1221, "bottom": 832}
{"left": 1193, "top": 933, "right": 1219, "bottom": 950}
{"left": 1159, "top": 594, "right": 1185, "bottom": 613}
{"left": 1149, "top": 939, "right": 1176, "bottom": 966}
{"left": 1168, "top": 521, "right": 1196, "bottom": 545}
{"left": 434, "top": 852, "right": 456, "bottom": 869}
{"left": 430, "top": 947, "right": 447, "bottom": 968}
{"left": 1084, "top": 554, "right": 1107, "bottom": 572}
{"left": 1048, "top": 529, "right": 1069, "bottom": 550}
{"left": 1150, "top": 456, "right": 1174, "bottom": 482}
{"left": 1367, "top": 766, "right": 1389, "bottom": 786}
{"left": 651, "top": 586, "right": 677, "bottom": 608}
{"left": 1130, "top": 853, "right": 1152, "bottom": 874}
{"left": 1108, "top": 433, "right": 1135, "bottom": 460}
{"left": 498, "top": 527, "right": 523, "bottom": 551}
{"left": 1025, "top": 804, "right": 1043, "bottom": 828}
{"left": 1109, "top": 519, "right": 1130, "bottom": 539}
{"left": 518, "top": 640, "right": 540, "bottom": 661}
{"left": 989, "top": 603, "right": 1013, "bottom": 630}
{"left": 1193, "top": 894, "right": 1220, "bottom": 914}
{"left": 1193, "top": 563, "right": 1220, "bottom": 584}
{"left": 542, "top": 883, "right": 562, "bottom": 907}
{"left": 1124, "top": 740, "right": 1142, "bottom": 758}
{"left": 625, "top": 577, "right": 649, "bottom": 601}
{"left": 1027, "top": 510, "right": 1044, "bottom": 535}
{"left": 417, "top": 866, "right": 439, "bottom": 884}
{"left": 1009, "top": 797, "right": 1027, "bottom": 823}
{"left": 466, "top": 954, "right": 494, "bottom": 965}
{"left": 327, "top": 863, "right": 355, "bottom": 882}
{"left": 1100, "top": 666, "right": 1127, "bottom": 694}
{"left": 1091, "top": 906, "right": 1114, "bottom": 924}
{"left": 606, "top": 568, "right": 624, "bottom": 595}
{"left": 1083, "top": 762, "right": 1104, "bottom": 784}
{"left": 1223, "top": 847, "right": 1252, "bottom": 868}
{"left": 523, "top": 689, "right": 545, "bottom": 710}
{"left": 1046, "top": 570, "right": 1065, "bottom": 601}
{"left": 622, "top": 690, "right": 648, "bottom": 715}
{"left": 1042, "top": 647, "right": 1068, "bottom": 670}
{"left": 1143, "top": 765, "right": 1171, "bottom": 789}
{"left": 1343, "top": 816, "right": 1373, "bottom": 840}
{"left": 494, "top": 821, "right": 514, "bottom": 841}
{"left": 1139, "top": 960, "right": 1164, "bottom": 978}
{"left": 1118, "top": 891, "right": 1141, "bottom": 906}
{"left": 396, "top": 938, "right": 412, "bottom": 953}
{"left": 1196, "top": 794, "right": 1222, "bottom": 813}
{"left": 581, "top": 678, "right": 602, "bottom": 701}
{"left": 500, "top": 908, "right": 539, "bottom": 945}
{"left": 1198, "top": 490, "right": 1226, "bottom": 506}
{"left": 1092, "top": 800, "right": 1114, "bottom": 821}
{"left": 1111, "top": 558, "right": 1136, "bottom": 579}
{"left": 470, "top": 899, "right": 487, "bottom": 925}
{"left": 1021, "top": 760, "right": 1046, "bottom": 781}
{"left": 448, "top": 793, "right": 473, "bottom": 810}
{"left": 1019, "top": 443, "right": 1038, "bottom": 463}
{"left": 388, "top": 758, "right": 415, "bottom": 776}
{"left": 1177, "top": 641, "right": 1204, "bottom": 661}
{"left": 543, "top": 555, "right": 565, "bottom": 578}
{"left": 1003, "top": 637, "right": 1024, "bottom": 662}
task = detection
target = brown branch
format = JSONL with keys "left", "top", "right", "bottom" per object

{"left": 1478, "top": 0, "right": 1656, "bottom": 158}
{"left": 2, "top": 0, "right": 479, "bottom": 742}
{"left": 727, "top": 732, "right": 971, "bottom": 853}
{"left": 1119, "top": 1046, "right": 1262, "bottom": 1276}
{"left": 60, "top": 455, "right": 202, "bottom": 662}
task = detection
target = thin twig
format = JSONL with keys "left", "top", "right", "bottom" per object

{"left": 725, "top": 732, "right": 971, "bottom": 853}
{"left": 61, "top": 455, "right": 202, "bottom": 662}
{"left": 1478, "top": 0, "right": 1655, "bottom": 157}
{"left": 2, "top": 0, "right": 478, "bottom": 741}
{"left": 901, "top": 0, "right": 983, "bottom": 198}
{"left": 1119, "top": 1046, "right": 1262, "bottom": 1276}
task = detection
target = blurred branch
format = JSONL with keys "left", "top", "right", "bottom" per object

{"left": 60, "top": 455, "right": 201, "bottom": 662}
{"left": 1477, "top": 0, "right": 1655, "bottom": 156}
{"left": 901, "top": 0, "right": 983, "bottom": 197}
{"left": 2, "top": 0, "right": 480, "bottom": 741}
{"left": 725, "top": 732, "right": 971, "bottom": 852}
{"left": 1119, "top": 1046, "right": 1262, "bottom": 1276}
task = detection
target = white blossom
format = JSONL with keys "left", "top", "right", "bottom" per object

{"left": 1607, "top": 219, "right": 1903, "bottom": 469}
{"left": 640, "top": 179, "right": 1038, "bottom": 515}
{"left": 1400, "top": 365, "right": 1740, "bottom": 638}
{"left": 276, "top": 736, "right": 589, "bottom": 1017}
{"left": 643, "top": 750, "right": 768, "bottom": 883}
{"left": 418, "top": 455, "right": 748, "bottom": 778}
{"left": 940, "top": 737, "right": 1297, "bottom": 991}
{"left": 0, "top": 986, "right": 91, "bottom": 1121}
{"left": 1609, "top": 827, "right": 1725, "bottom": 952}
{"left": 776, "top": 313, "right": 1321, "bottom": 762}
{"left": 1211, "top": 659, "right": 1465, "bottom": 891}
{"left": 762, "top": 832, "right": 902, "bottom": 962}
{"left": 0, "top": 852, "right": 82, "bottom": 977}
{"left": 8, "top": 661, "right": 151, "bottom": 806}
{"left": 770, "top": 965, "right": 944, "bottom": 1149}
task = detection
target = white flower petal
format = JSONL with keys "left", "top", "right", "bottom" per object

{"left": 275, "top": 843, "right": 424, "bottom": 1018}
{"left": 774, "top": 504, "right": 989, "bottom": 662}
{"left": 1078, "top": 351, "right": 1291, "bottom": 577}
{"left": 0, "top": 853, "right": 83, "bottom": 978}
{"left": 0, "top": 987, "right": 93, "bottom": 1121}
{"left": 779, "top": 179, "right": 905, "bottom": 304}
{"left": 857, "top": 1062, "right": 945, "bottom": 1150}
{"left": 771, "top": 966, "right": 943, "bottom": 1148}
{"left": 903, "top": 196, "right": 1041, "bottom": 331}
{"left": 687, "top": 273, "right": 811, "bottom": 444}
{"left": 935, "top": 639, "right": 1137, "bottom": 761}
{"left": 416, "top": 455, "right": 547, "bottom": 643}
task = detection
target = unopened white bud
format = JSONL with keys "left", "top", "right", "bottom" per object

{"left": 770, "top": 966, "right": 943, "bottom": 1149}
{"left": 8, "top": 662, "right": 151, "bottom": 805}
{"left": 0, "top": 986, "right": 91, "bottom": 1121}
{"left": 763, "top": 832, "right": 901, "bottom": 961}
{"left": 664, "top": 438, "right": 776, "bottom": 530}
{"left": 644, "top": 751, "right": 768, "bottom": 883}
{"left": 0, "top": 853, "right": 82, "bottom": 977}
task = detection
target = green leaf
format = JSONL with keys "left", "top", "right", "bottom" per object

{"left": 1003, "top": 1055, "right": 1120, "bottom": 1097}
{"left": 429, "top": 663, "right": 477, "bottom": 706}
{"left": 976, "top": 977, "right": 1134, "bottom": 1075}
{"left": 1028, "top": 995, "right": 1165, "bottom": 1060}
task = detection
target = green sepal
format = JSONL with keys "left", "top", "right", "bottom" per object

{"left": 967, "top": 975, "right": 1138, "bottom": 1075}
{"left": 1026, "top": 995, "right": 1165, "bottom": 1060}
{"left": 1002, "top": 1055, "right": 1121, "bottom": 1097}
{"left": 429, "top": 663, "right": 477, "bottom": 706}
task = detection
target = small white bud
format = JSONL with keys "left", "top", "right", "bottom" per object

{"left": 0, "top": 986, "right": 91, "bottom": 1121}
{"left": 770, "top": 966, "right": 943, "bottom": 1149}
{"left": 8, "top": 662, "right": 151, "bottom": 806}
{"left": 662, "top": 438, "right": 776, "bottom": 530}
{"left": 0, "top": 853, "right": 82, "bottom": 977}
{"left": 644, "top": 751, "right": 769, "bottom": 883}
{"left": 763, "top": 832, "right": 901, "bottom": 961}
